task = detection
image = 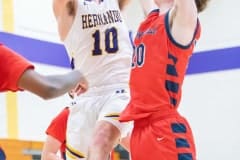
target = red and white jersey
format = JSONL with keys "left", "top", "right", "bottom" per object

{"left": 120, "top": 9, "right": 201, "bottom": 121}
{"left": 63, "top": 0, "right": 132, "bottom": 88}
{"left": 0, "top": 44, "right": 34, "bottom": 92}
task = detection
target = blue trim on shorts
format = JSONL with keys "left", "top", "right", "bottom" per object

{"left": 175, "top": 138, "right": 190, "bottom": 148}
{"left": 171, "top": 123, "right": 187, "bottom": 133}
{"left": 178, "top": 153, "right": 193, "bottom": 160}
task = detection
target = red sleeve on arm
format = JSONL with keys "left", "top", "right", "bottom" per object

{"left": 46, "top": 107, "right": 69, "bottom": 144}
{"left": 0, "top": 44, "right": 34, "bottom": 92}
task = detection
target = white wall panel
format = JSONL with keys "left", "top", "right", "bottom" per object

{"left": 180, "top": 69, "right": 240, "bottom": 160}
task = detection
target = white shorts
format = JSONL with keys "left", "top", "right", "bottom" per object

{"left": 66, "top": 84, "right": 132, "bottom": 160}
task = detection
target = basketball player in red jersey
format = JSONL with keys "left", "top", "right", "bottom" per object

{"left": 41, "top": 107, "right": 69, "bottom": 160}
{"left": 0, "top": 44, "right": 87, "bottom": 99}
{"left": 41, "top": 106, "right": 126, "bottom": 160}
{"left": 120, "top": 0, "right": 209, "bottom": 160}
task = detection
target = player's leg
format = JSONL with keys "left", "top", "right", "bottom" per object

{"left": 172, "top": 116, "right": 197, "bottom": 160}
{"left": 87, "top": 88, "right": 131, "bottom": 160}
{"left": 119, "top": 132, "right": 131, "bottom": 152}
{"left": 130, "top": 114, "right": 196, "bottom": 160}
{"left": 87, "top": 120, "right": 120, "bottom": 160}
{"left": 65, "top": 98, "right": 98, "bottom": 160}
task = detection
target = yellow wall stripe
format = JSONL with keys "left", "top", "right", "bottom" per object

{"left": 2, "top": 0, "right": 18, "bottom": 138}
{"left": 6, "top": 93, "right": 18, "bottom": 138}
{"left": 2, "top": 0, "right": 14, "bottom": 32}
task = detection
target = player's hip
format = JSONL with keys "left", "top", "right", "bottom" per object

{"left": 75, "top": 82, "right": 129, "bottom": 97}
{"left": 131, "top": 113, "right": 196, "bottom": 160}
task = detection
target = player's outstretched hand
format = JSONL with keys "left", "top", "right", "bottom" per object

{"left": 68, "top": 79, "right": 88, "bottom": 98}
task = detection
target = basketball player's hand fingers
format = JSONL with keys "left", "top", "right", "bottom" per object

{"left": 68, "top": 90, "right": 75, "bottom": 99}
{"left": 68, "top": 82, "right": 83, "bottom": 98}
{"left": 75, "top": 84, "right": 87, "bottom": 96}
{"left": 78, "top": 80, "right": 88, "bottom": 92}
{"left": 79, "top": 77, "right": 88, "bottom": 89}
{"left": 70, "top": 83, "right": 87, "bottom": 96}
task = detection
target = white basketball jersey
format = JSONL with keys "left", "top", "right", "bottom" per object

{"left": 63, "top": 0, "right": 132, "bottom": 87}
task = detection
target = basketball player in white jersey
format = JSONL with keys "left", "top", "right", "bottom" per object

{"left": 52, "top": 0, "right": 132, "bottom": 159}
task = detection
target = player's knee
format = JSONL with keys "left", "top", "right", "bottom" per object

{"left": 90, "top": 121, "right": 120, "bottom": 151}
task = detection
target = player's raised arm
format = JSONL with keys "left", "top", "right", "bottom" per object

{"left": 118, "top": 0, "right": 131, "bottom": 11}
{"left": 169, "top": 0, "right": 198, "bottom": 46}
{"left": 53, "top": 0, "right": 77, "bottom": 41}
{"left": 169, "top": 0, "right": 209, "bottom": 46}
{"left": 52, "top": 0, "right": 72, "bottom": 18}
{"left": 139, "top": 0, "right": 158, "bottom": 16}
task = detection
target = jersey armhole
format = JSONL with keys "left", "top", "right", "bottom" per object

{"left": 164, "top": 11, "right": 200, "bottom": 50}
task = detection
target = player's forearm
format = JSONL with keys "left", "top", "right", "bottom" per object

{"left": 19, "top": 69, "right": 85, "bottom": 100}
{"left": 43, "top": 70, "right": 85, "bottom": 99}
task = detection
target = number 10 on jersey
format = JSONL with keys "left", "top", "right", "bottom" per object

{"left": 92, "top": 27, "right": 119, "bottom": 55}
